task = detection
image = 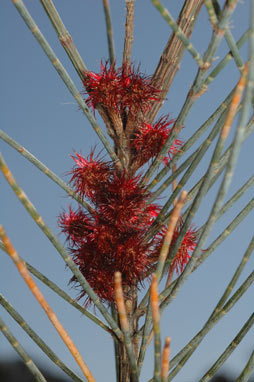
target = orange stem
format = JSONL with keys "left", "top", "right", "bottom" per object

{"left": 114, "top": 272, "right": 129, "bottom": 332}
{"left": 161, "top": 337, "right": 171, "bottom": 380}
{"left": 151, "top": 274, "right": 160, "bottom": 326}
{"left": 0, "top": 225, "right": 95, "bottom": 382}
{"left": 221, "top": 62, "right": 248, "bottom": 140}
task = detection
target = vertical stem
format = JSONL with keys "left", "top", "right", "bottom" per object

{"left": 151, "top": 275, "right": 161, "bottom": 382}
{"left": 114, "top": 272, "right": 139, "bottom": 382}
{"left": 102, "top": 0, "right": 116, "bottom": 64}
{"left": 123, "top": 0, "right": 135, "bottom": 67}
{"left": 161, "top": 337, "right": 171, "bottom": 382}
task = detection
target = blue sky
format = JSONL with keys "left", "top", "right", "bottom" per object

{"left": 1, "top": 1, "right": 254, "bottom": 381}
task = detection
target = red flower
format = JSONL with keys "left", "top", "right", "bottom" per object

{"left": 132, "top": 115, "right": 183, "bottom": 166}
{"left": 156, "top": 218, "right": 198, "bottom": 276}
{"left": 60, "top": 150, "right": 198, "bottom": 304}
{"left": 61, "top": 150, "right": 199, "bottom": 305}
{"left": 82, "top": 62, "right": 161, "bottom": 116}
{"left": 60, "top": 153, "right": 162, "bottom": 303}
{"left": 170, "top": 220, "right": 198, "bottom": 274}
{"left": 69, "top": 151, "right": 112, "bottom": 203}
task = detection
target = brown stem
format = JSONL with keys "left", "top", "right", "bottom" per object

{"left": 147, "top": 0, "right": 203, "bottom": 124}
{"left": 123, "top": 0, "right": 135, "bottom": 67}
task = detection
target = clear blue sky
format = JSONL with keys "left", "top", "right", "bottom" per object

{"left": 1, "top": 1, "right": 253, "bottom": 381}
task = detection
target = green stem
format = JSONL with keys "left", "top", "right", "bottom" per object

{"left": 148, "top": 102, "right": 230, "bottom": 225}
{"left": 148, "top": 86, "right": 235, "bottom": 191}
{"left": 0, "top": 316, "right": 47, "bottom": 382}
{"left": 202, "top": 28, "right": 249, "bottom": 99}
{"left": 199, "top": 313, "right": 254, "bottom": 382}
{"left": 110, "top": 303, "right": 120, "bottom": 381}
{"left": 167, "top": 271, "right": 254, "bottom": 380}
{"left": 153, "top": 320, "right": 161, "bottom": 382}
{"left": 12, "top": 0, "right": 120, "bottom": 166}
{"left": 196, "top": 176, "right": 254, "bottom": 237}
{"left": 0, "top": 129, "right": 94, "bottom": 213}
{"left": 102, "top": 0, "right": 116, "bottom": 64}
{"left": 145, "top": 0, "right": 238, "bottom": 185}
{"left": 0, "top": 241, "right": 113, "bottom": 335}
{"left": 237, "top": 350, "right": 254, "bottom": 382}
{"left": 137, "top": 303, "right": 152, "bottom": 373}
{"left": 137, "top": 200, "right": 254, "bottom": 337}
{"left": 176, "top": 60, "right": 252, "bottom": 306}
{"left": 204, "top": 0, "right": 244, "bottom": 73}
{"left": 0, "top": 294, "right": 85, "bottom": 382}
{"left": 39, "top": 0, "right": 87, "bottom": 78}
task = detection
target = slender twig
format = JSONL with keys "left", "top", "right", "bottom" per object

{"left": 147, "top": 102, "right": 230, "bottom": 223}
{"left": 114, "top": 272, "right": 139, "bottom": 382}
{"left": 166, "top": 271, "right": 254, "bottom": 380}
{"left": 150, "top": 274, "right": 161, "bottom": 382}
{"left": 0, "top": 316, "right": 47, "bottom": 382}
{"left": 135, "top": 121, "right": 254, "bottom": 319}
{"left": 182, "top": 116, "right": 254, "bottom": 221}
{"left": 137, "top": 201, "right": 254, "bottom": 325}
{"left": 0, "top": 242, "right": 112, "bottom": 335}
{"left": 123, "top": 0, "right": 135, "bottom": 67}
{"left": 167, "top": 62, "right": 250, "bottom": 312}
{"left": 144, "top": 0, "right": 238, "bottom": 185}
{"left": 148, "top": 27, "right": 249, "bottom": 189}
{"left": 168, "top": 234, "right": 254, "bottom": 370}
{"left": 137, "top": 192, "right": 187, "bottom": 372}
{"left": 155, "top": 190, "right": 187, "bottom": 282}
{"left": 161, "top": 337, "right": 171, "bottom": 382}
{"left": 0, "top": 294, "right": 85, "bottom": 382}
{"left": 161, "top": 198, "right": 254, "bottom": 314}
{"left": 39, "top": 0, "right": 87, "bottom": 78}
{"left": 102, "top": 0, "right": 116, "bottom": 64}
{"left": 110, "top": 303, "right": 120, "bottom": 381}
{"left": 147, "top": 63, "right": 248, "bottom": 242}
{"left": 0, "top": 225, "right": 95, "bottom": 382}
{"left": 237, "top": 350, "right": 254, "bottom": 382}
{"left": 0, "top": 129, "right": 94, "bottom": 213}
{"left": 11, "top": 0, "right": 120, "bottom": 167}
{"left": 148, "top": 85, "right": 235, "bottom": 191}
{"left": 196, "top": 176, "right": 254, "bottom": 237}
{"left": 160, "top": 64, "right": 248, "bottom": 292}
{"left": 202, "top": 28, "right": 249, "bottom": 91}
{"left": 0, "top": 153, "right": 123, "bottom": 341}
{"left": 204, "top": 0, "right": 244, "bottom": 73}
{"left": 137, "top": 302, "right": 152, "bottom": 372}
{"left": 199, "top": 314, "right": 254, "bottom": 382}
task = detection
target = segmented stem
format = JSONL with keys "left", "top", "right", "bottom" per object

{"left": 0, "top": 316, "right": 47, "bottom": 382}
{"left": 102, "top": 0, "right": 116, "bottom": 64}
{"left": 114, "top": 272, "right": 139, "bottom": 382}
{"left": 0, "top": 225, "right": 95, "bottom": 382}
{"left": 0, "top": 294, "right": 84, "bottom": 382}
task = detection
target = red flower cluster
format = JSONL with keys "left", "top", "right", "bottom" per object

{"left": 59, "top": 62, "right": 197, "bottom": 305}
{"left": 60, "top": 153, "right": 160, "bottom": 303}
{"left": 60, "top": 153, "right": 198, "bottom": 304}
{"left": 82, "top": 62, "right": 161, "bottom": 116}
{"left": 132, "top": 115, "right": 183, "bottom": 167}
{"left": 158, "top": 218, "right": 198, "bottom": 275}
